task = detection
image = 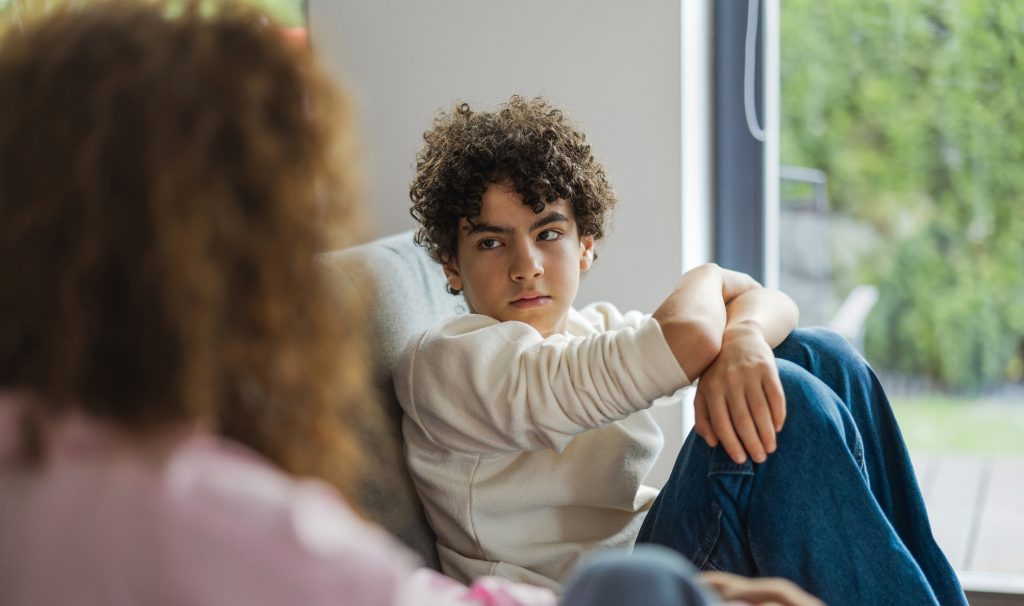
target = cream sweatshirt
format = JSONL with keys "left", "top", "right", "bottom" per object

{"left": 394, "top": 302, "right": 691, "bottom": 591}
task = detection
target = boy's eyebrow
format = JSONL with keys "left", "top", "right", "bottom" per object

{"left": 465, "top": 211, "right": 570, "bottom": 235}
{"left": 530, "top": 212, "right": 570, "bottom": 231}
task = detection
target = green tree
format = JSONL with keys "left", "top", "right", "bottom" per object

{"left": 782, "top": 0, "right": 1024, "bottom": 389}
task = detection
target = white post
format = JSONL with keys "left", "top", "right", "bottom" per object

{"left": 680, "top": 0, "right": 715, "bottom": 437}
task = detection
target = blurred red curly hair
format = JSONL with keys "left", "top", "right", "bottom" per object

{"left": 0, "top": 0, "right": 370, "bottom": 498}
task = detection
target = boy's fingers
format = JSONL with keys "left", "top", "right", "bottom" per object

{"left": 707, "top": 391, "right": 745, "bottom": 464}
{"left": 765, "top": 370, "right": 787, "bottom": 431}
{"left": 746, "top": 384, "right": 777, "bottom": 453}
{"left": 693, "top": 391, "right": 718, "bottom": 447}
{"left": 726, "top": 386, "right": 765, "bottom": 463}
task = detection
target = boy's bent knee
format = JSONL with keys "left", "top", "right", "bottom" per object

{"left": 775, "top": 360, "right": 863, "bottom": 460}
{"left": 783, "top": 327, "right": 858, "bottom": 360}
{"left": 776, "top": 327, "right": 872, "bottom": 383}
{"left": 791, "top": 326, "right": 848, "bottom": 349}
{"left": 776, "top": 360, "right": 847, "bottom": 431}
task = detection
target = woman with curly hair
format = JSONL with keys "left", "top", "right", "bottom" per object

{"left": 0, "top": 2, "right": 811, "bottom": 605}
{"left": 397, "top": 96, "right": 967, "bottom": 605}
{"left": 0, "top": 1, "right": 388, "bottom": 602}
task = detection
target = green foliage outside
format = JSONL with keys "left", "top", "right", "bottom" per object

{"left": 782, "top": 1, "right": 1024, "bottom": 390}
{"left": 0, "top": 0, "right": 304, "bottom": 27}
{"left": 229, "top": 0, "right": 303, "bottom": 26}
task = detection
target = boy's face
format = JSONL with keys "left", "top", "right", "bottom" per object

{"left": 444, "top": 182, "right": 594, "bottom": 337}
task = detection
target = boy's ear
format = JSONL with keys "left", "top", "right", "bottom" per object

{"left": 443, "top": 257, "right": 463, "bottom": 292}
{"left": 579, "top": 235, "right": 595, "bottom": 272}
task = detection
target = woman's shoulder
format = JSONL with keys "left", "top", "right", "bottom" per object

{"left": 160, "top": 434, "right": 417, "bottom": 598}
{"left": 0, "top": 398, "right": 418, "bottom": 605}
{"left": 161, "top": 430, "right": 411, "bottom": 562}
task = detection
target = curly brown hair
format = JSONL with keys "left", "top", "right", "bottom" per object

{"left": 0, "top": 1, "right": 370, "bottom": 498}
{"left": 410, "top": 95, "right": 617, "bottom": 268}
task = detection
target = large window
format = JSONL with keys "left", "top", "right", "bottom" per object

{"left": 710, "top": 1, "right": 1024, "bottom": 587}
{"left": 778, "top": 1, "right": 1024, "bottom": 589}
{"left": 779, "top": 1, "right": 1024, "bottom": 457}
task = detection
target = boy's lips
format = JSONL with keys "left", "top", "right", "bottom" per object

{"left": 510, "top": 294, "right": 552, "bottom": 309}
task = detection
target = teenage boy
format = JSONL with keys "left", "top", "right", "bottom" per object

{"left": 395, "top": 96, "right": 967, "bottom": 606}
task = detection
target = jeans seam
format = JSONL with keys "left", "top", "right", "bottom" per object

{"left": 696, "top": 501, "right": 723, "bottom": 569}
{"left": 748, "top": 524, "right": 764, "bottom": 574}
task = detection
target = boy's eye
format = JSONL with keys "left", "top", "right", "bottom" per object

{"left": 478, "top": 238, "right": 502, "bottom": 249}
{"left": 538, "top": 229, "right": 562, "bottom": 242}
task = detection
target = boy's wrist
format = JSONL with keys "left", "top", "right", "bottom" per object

{"left": 722, "top": 319, "right": 766, "bottom": 345}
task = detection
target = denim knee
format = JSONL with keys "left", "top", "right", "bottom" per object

{"left": 776, "top": 327, "right": 873, "bottom": 388}
{"left": 775, "top": 360, "right": 865, "bottom": 468}
{"left": 777, "top": 359, "right": 841, "bottom": 421}
{"left": 781, "top": 326, "right": 861, "bottom": 363}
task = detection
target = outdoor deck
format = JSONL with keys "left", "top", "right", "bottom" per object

{"left": 912, "top": 453, "right": 1024, "bottom": 605}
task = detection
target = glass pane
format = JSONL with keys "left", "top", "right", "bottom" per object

{"left": 781, "top": 6, "right": 1024, "bottom": 579}
{"left": 780, "top": 1, "right": 1024, "bottom": 457}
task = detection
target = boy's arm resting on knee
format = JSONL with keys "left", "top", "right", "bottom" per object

{"left": 651, "top": 263, "right": 731, "bottom": 381}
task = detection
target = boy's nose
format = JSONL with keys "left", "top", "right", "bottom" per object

{"left": 511, "top": 246, "right": 544, "bottom": 281}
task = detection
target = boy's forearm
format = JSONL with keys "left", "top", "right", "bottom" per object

{"left": 652, "top": 264, "right": 728, "bottom": 380}
{"left": 720, "top": 267, "right": 763, "bottom": 304}
{"left": 723, "top": 288, "right": 799, "bottom": 349}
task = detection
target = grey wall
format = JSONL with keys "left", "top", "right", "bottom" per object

{"left": 310, "top": 0, "right": 694, "bottom": 488}
{"left": 310, "top": 0, "right": 683, "bottom": 314}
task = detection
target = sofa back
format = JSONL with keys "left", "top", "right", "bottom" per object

{"left": 317, "top": 231, "right": 464, "bottom": 570}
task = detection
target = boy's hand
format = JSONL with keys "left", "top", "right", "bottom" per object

{"left": 700, "top": 571, "right": 825, "bottom": 606}
{"left": 693, "top": 321, "right": 786, "bottom": 464}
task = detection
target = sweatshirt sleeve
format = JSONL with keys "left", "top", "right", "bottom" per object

{"left": 395, "top": 313, "right": 690, "bottom": 454}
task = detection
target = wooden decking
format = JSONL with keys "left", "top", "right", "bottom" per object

{"left": 911, "top": 453, "right": 1024, "bottom": 605}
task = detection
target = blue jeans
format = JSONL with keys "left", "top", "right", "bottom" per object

{"left": 636, "top": 328, "right": 967, "bottom": 606}
{"left": 562, "top": 545, "right": 716, "bottom": 606}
